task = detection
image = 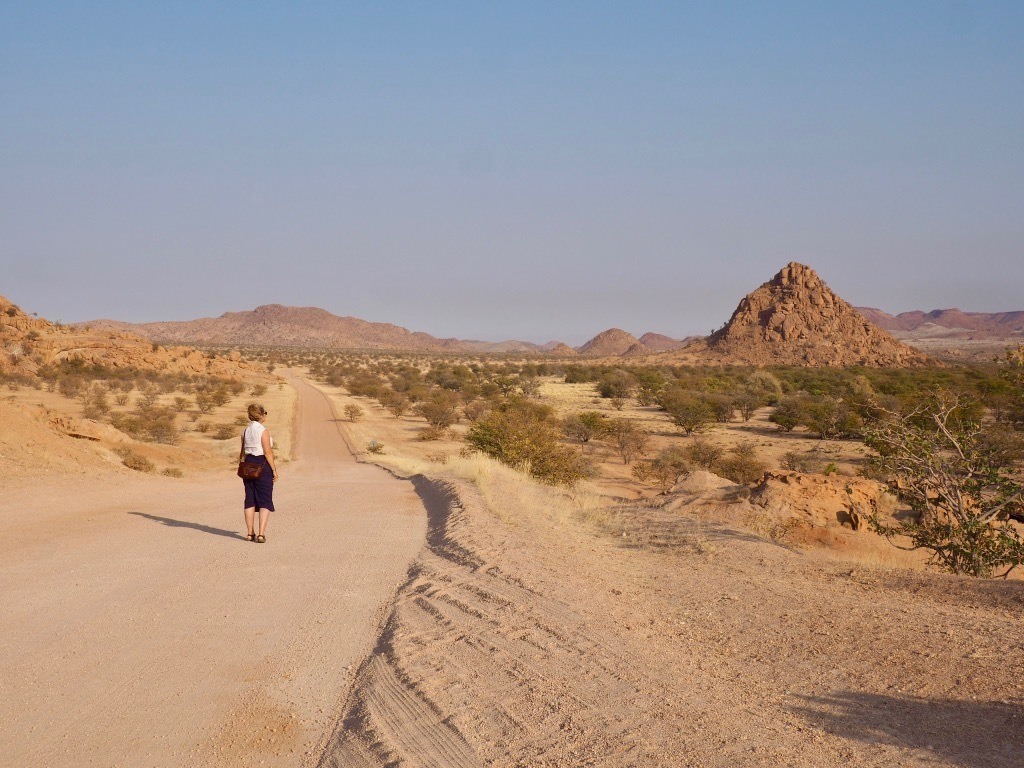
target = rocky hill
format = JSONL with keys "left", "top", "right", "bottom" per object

{"left": 1, "top": 294, "right": 263, "bottom": 380}
{"left": 637, "top": 332, "right": 691, "bottom": 352}
{"left": 576, "top": 328, "right": 644, "bottom": 356}
{"left": 667, "top": 263, "right": 928, "bottom": 367}
{"left": 547, "top": 342, "right": 578, "bottom": 357}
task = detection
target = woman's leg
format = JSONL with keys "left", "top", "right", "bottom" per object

{"left": 244, "top": 507, "right": 256, "bottom": 537}
{"left": 257, "top": 509, "right": 270, "bottom": 538}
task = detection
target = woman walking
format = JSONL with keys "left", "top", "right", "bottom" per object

{"left": 239, "top": 403, "right": 279, "bottom": 543}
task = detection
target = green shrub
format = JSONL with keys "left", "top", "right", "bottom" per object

{"left": 415, "top": 396, "right": 460, "bottom": 429}
{"left": 597, "top": 369, "right": 635, "bottom": 400}
{"left": 716, "top": 442, "right": 768, "bottom": 485}
{"left": 769, "top": 396, "right": 807, "bottom": 432}
{"left": 466, "top": 398, "right": 590, "bottom": 486}
{"left": 865, "top": 396, "right": 1024, "bottom": 577}
{"left": 659, "top": 391, "right": 714, "bottom": 435}
{"left": 685, "top": 439, "right": 724, "bottom": 470}
{"left": 562, "top": 411, "right": 606, "bottom": 445}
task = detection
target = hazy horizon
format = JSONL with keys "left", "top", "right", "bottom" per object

{"left": 3, "top": 3, "right": 1022, "bottom": 345}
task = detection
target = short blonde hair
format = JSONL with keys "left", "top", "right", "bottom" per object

{"left": 247, "top": 403, "right": 267, "bottom": 421}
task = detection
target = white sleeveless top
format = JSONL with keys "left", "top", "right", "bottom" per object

{"left": 243, "top": 421, "right": 272, "bottom": 456}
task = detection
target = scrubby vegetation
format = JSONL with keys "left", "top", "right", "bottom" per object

{"left": 865, "top": 395, "right": 1024, "bottom": 577}
{"left": 8, "top": 358, "right": 263, "bottom": 447}
{"left": 280, "top": 345, "right": 1024, "bottom": 578}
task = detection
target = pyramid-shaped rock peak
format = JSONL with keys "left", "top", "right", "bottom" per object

{"left": 577, "top": 328, "right": 643, "bottom": 356}
{"left": 707, "top": 262, "right": 928, "bottom": 366}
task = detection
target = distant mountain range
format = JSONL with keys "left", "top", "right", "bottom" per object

{"left": 81, "top": 305, "right": 694, "bottom": 356}
{"left": 72, "top": 272, "right": 1023, "bottom": 366}
{"left": 855, "top": 308, "right": 1024, "bottom": 338}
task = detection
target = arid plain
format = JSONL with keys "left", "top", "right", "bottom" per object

{"left": 2, "top": 264, "right": 1024, "bottom": 767}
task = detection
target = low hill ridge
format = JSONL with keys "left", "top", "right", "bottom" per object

{"left": 857, "top": 307, "right": 1024, "bottom": 336}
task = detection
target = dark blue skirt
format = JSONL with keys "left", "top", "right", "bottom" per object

{"left": 242, "top": 455, "right": 275, "bottom": 511}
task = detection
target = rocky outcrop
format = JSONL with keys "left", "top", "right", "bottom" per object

{"left": 749, "top": 470, "right": 895, "bottom": 531}
{"left": 50, "top": 415, "right": 132, "bottom": 444}
{"left": 691, "top": 263, "right": 929, "bottom": 367}
{"left": 1, "top": 294, "right": 264, "bottom": 380}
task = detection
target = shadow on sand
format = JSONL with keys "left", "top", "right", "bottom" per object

{"left": 791, "top": 691, "right": 1023, "bottom": 768}
{"left": 128, "top": 512, "right": 246, "bottom": 541}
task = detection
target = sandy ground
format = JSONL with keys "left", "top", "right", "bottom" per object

{"left": 6, "top": 369, "right": 1024, "bottom": 768}
{"left": 304, "top": 377, "right": 1024, "bottom": 768}
{"left": 320, "top": 470, "right": 1024, "bottom": 768}
{"left": 0, "top": 375, "right": 426, "bottom": 768}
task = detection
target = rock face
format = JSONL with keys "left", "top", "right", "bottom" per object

{"left": 750, "top": 470, "right": 894, "bottom": 530}
{"left": 699, "top": 263, "right": 929, "bottom": 367}
{"left": 577, "top": 328, "right": 644, "bottom": 356}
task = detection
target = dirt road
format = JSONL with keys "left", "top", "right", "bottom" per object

{"left": 0, "top": 376, "right": 426, "bottom": 767}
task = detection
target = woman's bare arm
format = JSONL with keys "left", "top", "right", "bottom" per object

{"left": 261, "top": 430, "right": 278, "bottom": 479}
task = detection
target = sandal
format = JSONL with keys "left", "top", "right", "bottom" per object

{"left": 255, "top": 535, "right": 266, "bottom": 544}
{"left": 246, "top": 532, "right": 256, "bottom": 542}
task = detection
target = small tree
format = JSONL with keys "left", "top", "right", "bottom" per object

{"left": 194, "top": 391, "right": 214, "bottom": 413}
{"left": 344, "top": 404, "right": 364, "bottom": 422}
{"left": 603, "top": 418, "right": 650, "bottom": 465}
{"left": 705, "top": 394, "right": 735, "bottom": 423}
{"left": 415, "top": 396, "right": 460, "bottom": 430}
{"left": 632, "top": 447, "right": 690, "bottom": 490}
{"left": 769, "top": 396, "right": 805, "bottom": 432}
{"left": 865, "top": 396, "right": 1024, "bottom": 578}
{"left": 660, "top": 391, "right": 713, "bottom": 436}
{"left": 735, "top": 389, "right": 762, "bottom": 422}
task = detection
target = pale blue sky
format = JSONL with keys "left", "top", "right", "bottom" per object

{"left": 2, "top": 2, "right": 1022, "bottom": 344}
